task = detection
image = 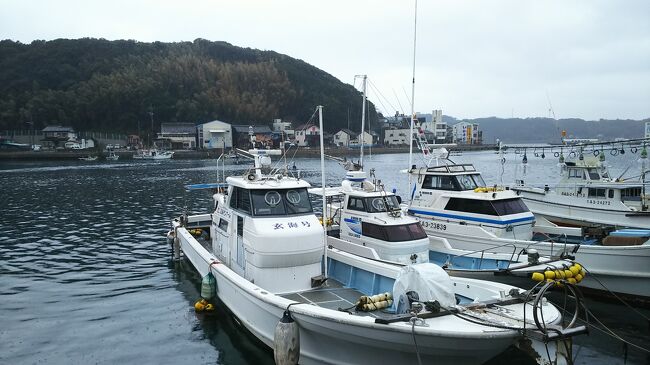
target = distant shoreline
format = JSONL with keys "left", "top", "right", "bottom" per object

{"left": 0, "top": 144, "right": 497, "bottom": 161}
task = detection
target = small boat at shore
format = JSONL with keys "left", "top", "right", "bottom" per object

{"left": 133, "top": 148, "right": 173, "bottom": 160}
{"left": 78, "top": 155, "right": 98, "bottom": 161}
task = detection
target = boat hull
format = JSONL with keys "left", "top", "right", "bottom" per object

{"left": 418, "top": 217, "right": 650, "bottom": 301}
{"left": 517, "top": 190, "right": 650, "bottom": 230}
{"left": 173, "top": 225, "right": 545, "bottom": 365}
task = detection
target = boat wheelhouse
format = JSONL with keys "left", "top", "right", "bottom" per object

{"left": 408, "top": 163, "right": 536, "bottom": 241}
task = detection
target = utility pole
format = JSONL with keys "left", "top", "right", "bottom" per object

{"left": 148, "top": 105, "right": 154, "bottom": 147}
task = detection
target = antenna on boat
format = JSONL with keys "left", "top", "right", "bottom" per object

{"left": 407, "top": 0, "right": 418, "bottom": 197}
{"left": 318, "top": 105, "right": 328, "bottom": 280}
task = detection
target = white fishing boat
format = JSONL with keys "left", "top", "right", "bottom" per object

{"left": 133, "top": 148, "right": 174, "bottom": 160}
{"left": 513, "top": 154, "right": 649, "bottom": 230}
{"left": 403, "top": 145, "right": 650, "bottom": 302}
{"left": 78, "top": 155, "right": 98, "bottom": 161}
{"left": 167, "top": 111, "right": 585, "bottom": 365}
{"left": 105, "top": 150, "right": 119, "bottom": 161}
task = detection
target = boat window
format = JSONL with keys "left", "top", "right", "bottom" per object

{"left": 347, "top": 197, "right": 366, "bottom": 211}
{"left": 492, "top": 198, "right": 530, "bottom": 215}
{"left": 250, "top": 188, "right": 313, "bottom": 216}
{"left": 365, "top": 196, "right": 400, "bottom": 213}
{"left": 608, "top": 189, "right": 614, "bottom": 199}
{"left": 602, "top": 171, "right": 610, "bottom": 179}
{"left": 457, "top": 175, "right": 478, "bottom": 190}
{"left": 622, "top": 188, "right": 641, "bottom": 201}
{"left": 230, "top": 187, "right": 252, "bottom": 214}
{"left": 471, "top": 174, "right": 486, "bottom": 187}
{"left": 422, "top": 175, "right": 459, "bottom": 190}
{"left": 568, "top": 169, "right": 584, "bottom": 179}
{"left": 361, "top": 222, "right": 427, "bottom": 242}
{"left": 445, "top": 198, "right": 499, "bottom": 216}
{"left": 587, "top": 169, "right": 601, "bottom": 180}
{"left": 218, "top": 218, "right": 229, "bottom": 232}
{"left": 588, "top": 188, "right": 606, "bottom": 198}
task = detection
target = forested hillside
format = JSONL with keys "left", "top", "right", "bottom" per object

{"left": 0, "top": 38, "right": 376, "bottom": 133}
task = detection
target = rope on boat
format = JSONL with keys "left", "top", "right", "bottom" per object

{"left": 581, "top": 265, "right": 650, "bottom": 322}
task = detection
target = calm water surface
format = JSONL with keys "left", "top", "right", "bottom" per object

{"left": 1, "top": 151, "right": 648, "bottom": 364}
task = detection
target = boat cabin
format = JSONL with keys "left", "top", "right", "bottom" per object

{"left": 314, "top": 170, "right": 430, "bottom": 265}
{"left": 210, "top": 150, "right": 324, "bottom": 294}
{"left": 408, "top": 163, "right": 535, "bottom": 240}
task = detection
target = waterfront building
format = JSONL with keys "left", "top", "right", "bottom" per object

{"left": 41, "top": 125, "right": 77, "bottom": 149}
{"left": 232, "top": 125, "right": 273, "bottom": 149}
{"left": 157, "top": 123, "right": 197, "bottom": 149}
{"left": 197, "top": 120, "right": 233, "bottom": 150}
{"left": 451, "top": 121, "right": 482, "bottom": 144}
{"left": 333, "top": 129, "right": 357, "bottom": 147}
{"left": 295, "top": 123, "right": 320, "bottom": 147}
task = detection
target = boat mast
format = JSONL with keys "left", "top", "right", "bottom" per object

{"left": 408, "top": 0, "right": 418, "bottom": 195}
{"left": 318, "top": 105, "right": 328, "bottom": 278}
{"left": 358, "top": 75, "right": 367, "bottom": 169}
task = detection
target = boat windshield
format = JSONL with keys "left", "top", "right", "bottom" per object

{"left": 250, "top": 188, "right": 313, "bottom": 216}
{"left": 361, "top": 222, "right": 427, "bottom": 242}
{"left": 456, "top": 174, "right": 486, "bottom": 190}
{"left": 587, "top": 168, "right": 601, "bottom": 180}
{"left": 365, "top": 196, "right": 401, "bottom": 213}
{"left": 422, "top": 173, "right": 486, "bottom": 191}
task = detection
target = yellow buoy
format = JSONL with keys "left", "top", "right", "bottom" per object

{"left": 574, "top": 273, "right": 583, "bottom": 282}
{"left": 544, "top": 270, "right": 556, "bottom": 280}
{"left": 194, "top": 300, "right": 206, "bottom": 312}
{"left": 531, "top": 272, "right": 544, "bottom": 282}
{"left": 555, "top": 270, "right": 565, "bottom": 279}
{"left": 574, "top": 263, "right": 582, "bottom": 272}
{"left": 205, "top": 303, "right": 215, "bottom": 311}
{"left": 567, "top": 277, "right": 577, "bottom": 285}
{"left": 581, "top": 269, "right": 587, "bottom": 277}
{"left": 564, "top": 269, "right": 574, "bottom": 279}
{"left": 569, "top": 265, "right": 580, "bottom": 276}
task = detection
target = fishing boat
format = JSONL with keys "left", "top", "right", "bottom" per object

{"left": 402, "top": 143, "right": 650, "bottom": 302}
{"left": 513, "top": 154, "right": 650, "bottom": 230}
{"left": 78, "top": 155, "right": 98, "bottom": 161}
{"left": 106, "top": 150, "right": 119, "bottom": 161}
{"left": 167, "top": 112, "right": 585, "bottom": 364}
{"left": 133, "top": 148, "right": 174, "bottom": 160}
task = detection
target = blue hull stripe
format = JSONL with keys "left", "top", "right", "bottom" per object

{"left": 408, "top": 209, "right": 534, "bottom": 225}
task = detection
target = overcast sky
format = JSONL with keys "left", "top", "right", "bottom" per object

{"left": 1, "top": 0, "right": 648, "bottom": 120}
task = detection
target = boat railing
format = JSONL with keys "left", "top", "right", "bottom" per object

{"left": 527, "top": 232, "right": 571, "bottom": 258}
{"left": 446, "top": 241, "right": 522, "bottom": 270}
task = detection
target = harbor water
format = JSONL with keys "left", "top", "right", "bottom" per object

{"left": 1, "top": 150, "right": 649, "bottom": 364}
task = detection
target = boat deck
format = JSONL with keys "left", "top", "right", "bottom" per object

{"left": 282, "top": 280, "right": 396, "bottom": 320}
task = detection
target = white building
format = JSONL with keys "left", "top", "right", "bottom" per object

{"left": 420, "top": 110, "right": 446, "bottom": 143}
{"left": 272, "top": 118, "right": 295, "bottom": 143}
{"left": 646, "top": 121, "right": 650, "bottom": 139}
{"left": 451, "top": 122, "right": 481, "bottom": 144}
{"left": 333, "top": 129, "right": 357, "bottom": 147}
{"left": 384, "top": 128, "right": 411, "bottom": 146}
{"left": 356, "top": 131, "right": 374, "bottom": 146}
{"left": 197, "top": 120, "right": 233, "bottom": 150}
{"left": 295, "top": 124, "right": 320, "bottom": 147}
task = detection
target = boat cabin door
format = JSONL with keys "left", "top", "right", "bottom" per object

{"left": 231, "top": 214, "right": 246, "bottom": 276}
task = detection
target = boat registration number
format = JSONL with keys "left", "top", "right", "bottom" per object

{"left": 420, "top": 220, "right": 447, "bottom": 231}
